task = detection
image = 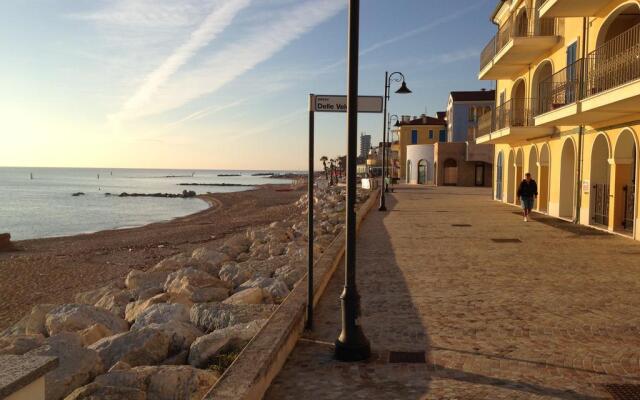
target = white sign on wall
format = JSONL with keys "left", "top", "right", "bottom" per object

{"left": 310, "top": 95, "right": 383, "bottom": 113}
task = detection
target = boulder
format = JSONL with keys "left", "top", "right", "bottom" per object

{"left": 268, "top": 241, "right": 286, "bottom": 257}
{"left": 222, "top": 287, "right": 264, "bottom": 305}
{"left": 124, "top": 293, "right": 171, "bottom": 323}
{"left": 274, "top": 264, "right": 306, "bottom": 288}
{"left": 246, "top": 227, "right": 268, "bottom": 243}
{"left": 189, "top": 247, "right": 230, "bottom": 275}
{"left": 64, "top": 383, "right": 147, "bottom": 400}
{"left": 89, "top": 327, "right": 170, "bottom": 369}
{"left": 164, "top": 268, "right": 230, "bottom": 303}
{"left": 74, "top": 283, "right": 124, "bottom": 306}
{"left": 108, "top": 361, "right": 131, "bottom": 372}
{"left": 79, "top": 324, "right": 114, "bottom": 346}
{"left": 162, "top": 350, "right": 189, "bottom": 366}
{"left": 27, "top": 332, "right": 104, "bottom": 400}
{"left": 124, "top": 270, "right": 168, "bottom": 294}
{"left": 235, "top": 252, "right": 251, "bottom": 262}
{"left": 144, "top": 321, "right": 202, "bottom": 354}
{"left": 218, "top": 262, "right": 254, "bottom": 288}
{"left": 130, "top": 303, "right": 190, "bottom": 331}
{"left": 45, "top": 304, "right": 129, "bottom": 337}
{"left": 238, "top": 277, "right": 290, "bottom": 303}
{"left": 219, "top": 235, "right": 251, "bottom": 259}
{"left": 0, "top": 334, "right": 44, "bottom": 355}
{"left": 188, "top": 320, "right": 265, "bottom": 368}
{"left": 190, "top": 303, "right": 276, "bottom": 333}
{"left": 88, "top": 366, "right": 218, "bottom": 400}
{"left": 1, "top": 304, "right": 56, "bottom": 337}
{"left": 149, "top": 253, "right": 191, "bottom": 273}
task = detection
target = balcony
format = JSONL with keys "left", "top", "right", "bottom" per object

{"left": 475, "top": 99, "right": 554, "bottom": 144}
{"left": 539, "top": 0, "right": 610, "bottom": 18}
{"left": 479, "top": 11, "right": 560, "bottom": 80}
{"left": 536, "top": 23, "right": 640, "bottom": 126}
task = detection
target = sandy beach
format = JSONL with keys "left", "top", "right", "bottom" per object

{"left": 0, "top": 184, "right": 303, "bottom": 330}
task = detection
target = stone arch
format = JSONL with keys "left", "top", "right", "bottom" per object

{"left": 612, "top": 128, "right": 638, "bottom": 234}
{"left": 418, "top": 159, "right": 428, "bottom": 185}
{"left": 559, "top": 138, "right": 577, "bottom": 219}
{"left": 512, "top": 79, "right": 527, "bottom": 127}
{"left": 596, "top": 2, "right": 640, "bottom": 50}
{"left": 539, "top": 143, "right": 551, "bottom": 212}
{"left": 515, "top": 148, "right": 525, "bottom": 185}
{"left": 532, "top": 60, "right": 553, "bottom": 115}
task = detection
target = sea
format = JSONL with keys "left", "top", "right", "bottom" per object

{"left": 0, "top": 167, "right": 295, "bottom": 241}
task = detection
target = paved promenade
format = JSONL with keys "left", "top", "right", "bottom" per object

{"left": 265, "top": 185, "right": 640, "bottom": 400}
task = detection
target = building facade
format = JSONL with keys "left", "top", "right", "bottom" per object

{"left": 396, "top": 115, "right": 448, "bottom": 179}
{"left": 446, "top": 90, "right": 496, "bottom": 142}
{"left": 359, "top": 133, "right": 372, "bottom": 159}
{"left": 477, "top": 0, "right": 640, "bottom": 240}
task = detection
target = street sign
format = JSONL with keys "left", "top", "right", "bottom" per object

{"left": 310, "top": 95, "right": 383, "bottom": 113}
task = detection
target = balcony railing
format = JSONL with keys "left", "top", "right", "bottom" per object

{"left": 585, "top": 23, "right": 640, "bottom": 97}
{"left": 478, "top": 99, "right": 536, "bottom": 136}
{"left": 480, "top": 10, "right": 558, "bottom": 70}
{"left": 537, "top": 59, "right": 584, "bottom": 115}
{"left": 537, "top": 23, "right": 640, "bottom": 116}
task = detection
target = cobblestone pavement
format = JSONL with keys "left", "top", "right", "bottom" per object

{"left": 265, "top": 185, "right": 640, "bottom": 400}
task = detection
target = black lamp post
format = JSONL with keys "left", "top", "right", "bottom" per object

{"left": 387, "top": 114, "right": 400, "bottom": 189}
{"left": 379, "top": 72, "right": 411, "bottom": 211}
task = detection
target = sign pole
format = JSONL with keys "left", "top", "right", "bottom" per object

{"left": 306, "top": 94, "right": 315, "bottom": 331}
{"left": 335, "top": 0, "right": 371, "bottom": 362}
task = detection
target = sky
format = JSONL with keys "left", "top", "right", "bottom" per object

{"left": 0, "top": 0, "right": 498, "bottom": 171}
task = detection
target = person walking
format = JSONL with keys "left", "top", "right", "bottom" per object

{"left": 517, "top": 173, "right": 538, "bottom": 222}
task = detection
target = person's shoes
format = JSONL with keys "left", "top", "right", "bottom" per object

{"left": 524, "top": 216, "right": 528, "bottom": 222}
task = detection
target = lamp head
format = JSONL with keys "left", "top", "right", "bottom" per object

{"left": 395, "top": 81, "right": 412, "bottom": 94}
{"left": 393, "top": 120, "right": 401, "bottom": 127}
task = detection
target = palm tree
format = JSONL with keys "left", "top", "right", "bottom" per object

{"left": 320, "top": 156, "right": 329, "bottom": 180}
{"left": 329, "top": 159, "right": 336, "bottom": 185}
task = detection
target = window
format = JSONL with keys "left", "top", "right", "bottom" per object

{"left": 468, "top": 107, "right": 475, "bottom": 122}
{"left": 439, "top": 129, "right": 447, "bottom": 142}
{"left": 429, "top": 130, "right": 434, "bottom": 139}
{"left": 411, "top": 130, "right": 418, "bottom": 144}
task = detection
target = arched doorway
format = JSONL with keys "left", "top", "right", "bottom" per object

{"left": 532, "top": 61, "right": 553, "bottom": 115}
{"left": 511, "top": 80, "right": 527, "bottom": 127}
{"left": 590, "top": 134, "right": 611, "bottom": 227}
{"left": 418, "top": 160, "right": 427, "bottom": 184}
{"left": 559, "top": 139, "right": 576, "bottom": 219}
{"left": 539, "top": 144, "right": 550, "bottom": 212}
{"left": 515, "top": 149, "right": 524, "bottom": 191}
{"left": 590, "top": 4, "right": 640, "bottom": 96}
{"left": 528, "top": 146, "right": 539, "bottom": 209}
{"left": 612, "top": 129, "right": 637, "bottom": 235}
{"left": 496, "top": 151, "right": 504, "bottom": 200}
{"left": 507, "top": 150, "right": 515, "bottom": 203}
{"left": 443, "top": 159, "right": 458, "bottom": 186}
{"left": 406, "top": 160, "right": 412, "bottom": 184}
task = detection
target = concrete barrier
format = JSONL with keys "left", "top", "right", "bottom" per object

{"left": 203, "top": 189, "right": 380, "bottom": 400}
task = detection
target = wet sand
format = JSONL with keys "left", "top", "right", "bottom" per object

{"left": 0, "top": 185, "right": 303, "bottom": 330}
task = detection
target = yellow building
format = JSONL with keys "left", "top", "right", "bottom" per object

{"left": 477, "top": 0, "right": 640, "bottom": 240}
{"left": 397, "top": 115, "right": 447, "bottom": 179}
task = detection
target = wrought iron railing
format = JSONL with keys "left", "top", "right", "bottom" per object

{"left": 479, "top": 9, "right": 558, "bottom": 70}
{"left": 585, "top": 23, "right": 640, "bottom": 97}
{"left": 623, "top": 184, "right": 635, "bottom": 232}
{"left": 478, "top": 99, "right": 535, "bottom": 135}
{"left": 592, "top": 183, "right": 610, "bottom": 226}
{"left": 537, "top": 59, "right": 584, "bottom": 115}
{"left": 477, "top": 110, "right": 493, "bottom": 137}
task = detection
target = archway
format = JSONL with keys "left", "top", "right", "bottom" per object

{"left": 559, "top": 139, "right": 576, "bottom": 219}
{"left": 507, "top": 150, "right": 515, "bottom": 203}
{"left": 591, "top": 3, "right": 640, "bottom": 96}
{"left": 406, "top": 160, "right": 412, "bottom": 184}
{"left": 528, "top": 146, "right": 539, "bottom": 209}
{"left": 612, "top": 129, "right": 637, "bottom": 235}
{"left": 418, "top": 160, "right": 427, "bottom": 185}
{"left": 539, "top": 144, "right": 550, "bottom": 212}
{"left": 443, "top": 159, "right": 458, "bottom": 186}
{"left": 511, "top": 80, "right": 527, "bottom": 127}
{"left": 496, "top": 151, "right": 504, "bottom": 201}
{"left": 590, "top": 134, "right": 611, "bottom": 227}
{"left": 532, "top": 61, "right": 553, "bottom": 115}
{"left": 515, "top": 148, "right": 524, "bottom": 191}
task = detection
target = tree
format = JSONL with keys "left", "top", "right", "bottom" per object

{"left": 329, "top": 159, "right": 336, "bottom": 185}
{"left": 320, "top": 156, "right": 329, "bottom": 180}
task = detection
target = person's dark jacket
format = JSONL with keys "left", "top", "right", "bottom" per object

{"left": 517, "top": 179, "right": 538, "bottom": 198}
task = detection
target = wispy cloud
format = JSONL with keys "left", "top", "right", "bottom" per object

{"left": 168, "top": 98, "right": 247, "bottom": 127}
{"left": 116, "top": 0, "right": 251, "bottom": 119}
{"left": 118, "top": 0, "right": 344, "bottom": 121}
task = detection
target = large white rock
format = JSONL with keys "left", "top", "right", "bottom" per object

{"left": 219, "top": 235, "right": 251, "bottom": 259}
{"left": 189, "top": 247, "right": 230, "bottom": 275}
{"left": 124, "top": 293, "right": 170, "bottom": 323}
{"left": 187, "top": 320, "right": 265, "bottom": 368}
{"left": 86, "top": 365, "right": 218, "bottom": 400}
{"left": 218, "top": 262, "right": 254, "bottom": 288}
{"left": 45, "top": 304, "right": 129, "bottom": 337}
{"left": 89, "top": 327, "right": 170, "bottom": 369}
{"left": 164, "top": 267, "right": 230, "bottom": 303}
{"left": 78, "top": 324, "right": 114, "bottom": 347}
{"left": 74, "top": 283, "right": 124, "bottom": 306}
{"left": 93, "top": 290, "right": 135, "bottom": 319}
{"left": 0, "top": 334, "right": 44, "bottom": 355}
{"left": 149, "top": 253, "right": 191, "bottom": 273}
{"left": 124, "top": 270, "right": 169, "bottom": 294}
{"left": 130, "top": 303, "right": 190, "bottom": 331}
{"left": 190, "top": 303, "right": 276, "bottom": 333}
{"left": 238, "top": 277, "right": 290, "bottom": 303}
{"left": 27, "top": 332, "right": 104, "bottom": 400}
{"left": 64, "top": 383, "right": 147, "bottom": 400}
{"left": 1, "top": 304, "right": 56, "bottom": 337}
{"left": 222, "top": 287, "right": 264, "bottom": 305}
{"left": 144, "top": 321, "right": 202, "bottom": 354}
{"left": 274, "top": 264, "right": 306, "bottom": 288}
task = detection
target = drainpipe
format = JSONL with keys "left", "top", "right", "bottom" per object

{"left": 575, "top": 17, "right": 588, "bottom": 224}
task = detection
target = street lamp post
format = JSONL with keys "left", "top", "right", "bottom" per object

{"left": 335, "top": 0, "right": 371, "bottom": 362}
{"left": 387, "top": 114, "right": 400, "bottom": 189}
{"left": 379, "top": 72, "right": 411, "bottom": 212}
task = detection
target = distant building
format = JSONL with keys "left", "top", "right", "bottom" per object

{"left": 359, "top": 133, "right": 372, "bottom": 159}
{"left": 446, "top": 90, "right": 495, "bottom": 143}
{"left": 396, "top": 114, "right": 447, "bottom": 180}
